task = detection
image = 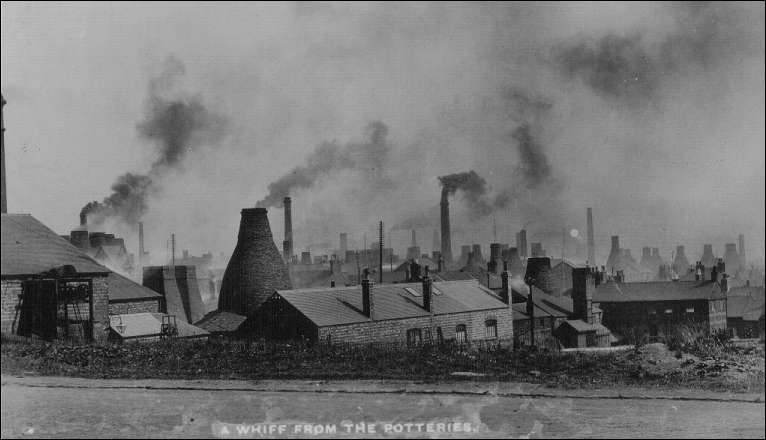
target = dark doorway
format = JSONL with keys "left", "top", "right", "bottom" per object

{"left": 18, "top": 280, "right": 57, "bottom": 339}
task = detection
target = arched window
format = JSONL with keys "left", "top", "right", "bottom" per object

{"left": 455, "top": 324, "right": 467, "bottom": 344}
{"left": 485, "top": 319, "right": 498, "bottom": 339}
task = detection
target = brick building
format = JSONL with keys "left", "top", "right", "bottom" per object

{"left": 594, "top": 276, "right": 728, "bottom": 339}
{"left": 257, "top": 273, "right": 513, "bottom": 346}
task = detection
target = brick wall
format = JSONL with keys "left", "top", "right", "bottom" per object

{"left": 597, "top": 299, "right": 725, "bottom": 337}
{"left": 1, "top": 280, "right": 23, "bottom": 334}
{"left": 317, "top": 307, "right": 513, "bottom": 346}
{"left": 109, "top": 298, "right": 161, "bottom": 315}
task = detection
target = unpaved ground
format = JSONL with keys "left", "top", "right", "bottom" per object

{"left": 2, "top": 375, "right": 764, "bottom": 438}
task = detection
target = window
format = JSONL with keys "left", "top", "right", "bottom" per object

{"left": 423, "top": 328, "right": 432, "bottom": 344}
{"left": 485, "top": 320, "right": 498, "bottom": 339}
{"left": 538, "top": 318, "right": 545, "bottom": 327}
{"left": 665, "top": 309, "right": 673, "bottom": 314}
{"left": 436, "top": 327, "right": 444, "bottom": 344}
{"left": 455, "top": 324, "right": 467, "bottom": 344}
{"left": 685, "top": 307, "right": 695, "bottom": 314}
{"left": 404, "top": 287, "right": 421, "bottom": 297}
{"left": 406, "top": 328, "right": 422, "bottom": 347}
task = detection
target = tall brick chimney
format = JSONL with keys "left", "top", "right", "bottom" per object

{"left": 218, "top": 207, "right": 292, "bottom": 317}
{"left": 440, "top": 189, "right": 452, "bottom": 264}
{"left": 517, "top": 229, "right": 528, "bottom": 259}
{"left": 500, "top": 261, "right": 510, "bottom": 304}
{"left": 282, "top": 197, "right": 293, "bottom": 262}
{"left": 339, "top": 232, "right": 348, "bottom": 261}
{"left": 586, "top": 207, "right": 595, "bottom": 265}
{"left": 488, "top": 243, "right": 502, "bottom": 274}
{"left": 572, "top": 267, "right": 595, "bottom": 324}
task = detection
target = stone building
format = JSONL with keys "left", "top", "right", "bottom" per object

{"left": 257, "top": 273, "right": 513, "bottom": 346}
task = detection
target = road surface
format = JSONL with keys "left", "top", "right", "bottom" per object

{"left": 1, "top": 376, "right": 764, "bottom": 438}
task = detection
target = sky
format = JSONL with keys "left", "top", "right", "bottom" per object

{"left": 2, "top": 1, "right": 764, "bottom": 266}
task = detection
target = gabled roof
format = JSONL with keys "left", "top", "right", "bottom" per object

{"left": 1, "top": 214, "right": 110, "bottom": 277}
{"left": 594, "top": 280, "right": 726, "bottom": 303}
{"left": 195, "top": 310, "right": 248, "bottom": 333}
{"left": 556, "top": 320, "right": 611, "bottom": 335}
{"left": 274, "top": 279, "right": 508, "bottom": 327}
{"left": 108, "top": 313, "right": 209, "bottom": 339}
{"left": 107, "top": 272, "right": 162, "bottom": 302}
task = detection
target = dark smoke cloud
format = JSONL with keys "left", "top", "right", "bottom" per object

{"left": 512, "top": 124, "right": 554, "bottom": 189}
{"left": 439, "top": 170, "right": 503, "bottom": 220}
{"left": 256, "top": 121, "right": 392, "bottom": 208}
{"left": 81, "top": 57, "right": 227, "bottom": 226}
{"left": 553, "top": 2, "right": 759, "bottom": 106}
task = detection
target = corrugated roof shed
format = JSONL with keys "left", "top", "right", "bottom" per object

{"left": 275, "top": 280, "right": 508, "bottom": 327}
{"left": 1, "top": 214, "right": 110, "bottom": 277}
{"left": 594, "top": 280, "right": 726, "bottom": 303}
{"left": 109, "top": 313, "right": 209, "bottom": 339}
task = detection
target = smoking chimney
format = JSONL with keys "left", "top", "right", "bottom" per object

{"left": 586, "top": 207, "right": 595, "bottom": 265}
{"left": 138, "top": 221, "right": 145, "bottom": 268}
{"left": 218, "top": 207, "right": 292, "bottom": 317}
{"left": 282, "top": 197, "right": 293, "bottom": 262}
{"left": 440, "top": 189, "right": 452, "bottom": 264}
{"left": 1, "top": 94, "right": 6, "bottom": 214}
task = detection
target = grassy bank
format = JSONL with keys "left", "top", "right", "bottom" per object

{"left": 2, "top": 336, "right": 763, "bottom": 392}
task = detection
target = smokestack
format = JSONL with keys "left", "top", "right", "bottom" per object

{"left": 700, "top": 244, "right": 716, "bottom": 267}
{"left": 283, "top": 197, "right": 293, "bottom": 262}
{"left": 339, "top": 233, "right": 348, "bottom": 261}
{"left": 138, "top": 222, "right": 145, "bottom": 268}
{"left": 723, "top": 243, "right": 741, "bottom": 274}
{"left": 489, "top": 243, "right": 502, "bottom": 274}
{"left": 572, "top": 268, "right": 594, "bottom": 324}
{"left": 218, "top": 207, "right": 292, "bottom": 317}
{"left": 738, "top": 234, "right": 746, "bottom": 268}
{"left": 673, "top": 245, "right": 690, "bottom": 273}
{"left": 606, "top": 236, "right": 621, "bottom": 272}
{"left": 1, "top": 94, "right": 6, "bottom": 214}
{"left": 411, "top": 230, "right": 417, "bottom": 247}
{"left": 440, "top": 189, "right": 452, "bottom": 264}
{"left": 517, "top": 229, "right": 528, "bottom": 259}
{"left": 432, "top": 229, "right": 439, "bottom": 254}
{"left": 379, "top": 221, "right": 383, "bottom": 284}
{"left": 472, "top": 244, "right": 485, "bottom": 266}
{"left": 586, "top": 207, "right": 595, "bottom": 265}
{"left": 500, "top": 261, "right": 510, "bottom": 304}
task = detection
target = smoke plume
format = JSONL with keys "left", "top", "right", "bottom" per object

{"left": 81, "top": 57, "right": 227, "bottom": 226}
{"left": 256, "top": 121, "right": 391, "bottom": 208}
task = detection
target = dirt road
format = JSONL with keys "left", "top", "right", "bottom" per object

{"left": 1, "top": 376, "right": 764, "bottom": 438}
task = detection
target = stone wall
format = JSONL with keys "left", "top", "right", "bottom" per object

{"left": 1, "top": 279, "right": 22, "bottom": 334}
{"left": 317, "top": 307, "right": 513, "bottom": 346}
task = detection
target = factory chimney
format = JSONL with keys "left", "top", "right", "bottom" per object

{"left": 218, "top": 207, "right": 292, "bottom": 317}
{"left": 339, "top": 233, "right": 348, "bottom": 261}
{"left": 586, "top": 207, "right": 595, "bottom": 265}
{"left": 673, "top": 245, "right": 690, "bottom": 274}
{"left": 440, "top": 189, "right": 452, "bottom": 264}
{"left": 606, "top": 236, "right": 621, "bottom": 272}
{"left": 138, "top": 222, "right": 145, "bottom": 268}
{"left": 282, "top": 197, "right": 293, "bottom": 262}
{"left": 700, "top": 244, "right": 716, "bottom": 268}
{"left": 411, "top": 230, "right": 417, "bottom": 247}
{"left": 516, "top": 229, "right": 528, "bottom": 259}
{"left": 1, "top": 94, "right": 6, "bottom": 214}
{"left": 738, "top": 234, "right": 746, "bottom": 268}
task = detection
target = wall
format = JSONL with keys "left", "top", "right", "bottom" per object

{"left": 317, "top": 308, "right": 513, "bottom": 346}
{"left": 597, "top": 299, "right": 723, "bottom": 337}
{"left": 109, "top": 298, "right": 161, "bottom": 315}
{"left": 0, "top": 279, "right": 22, "bottom": 334}
{"left": 550, "top": 264, "right": 574, "bottom": 297}
{"left": 2, "top": 276, "right": 109, "bottom": 343}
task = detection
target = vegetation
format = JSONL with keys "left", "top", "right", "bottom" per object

{"left": 2, "top": 334, "right": 763, "bottom": 392}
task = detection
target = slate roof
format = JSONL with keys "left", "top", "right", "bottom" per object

{"left": 1, "top": 214, "right": 110, "bottom": 277}
{"left": 195, "top": 310, "right": 248, "bottom": 333}
{"left": 727, "top": 295, "right": 765, "bottom": 321}
{"left": 108, "top": 313, "right": 209, "bottom": 339}
{"left": 594, "top": 280, "right": 726, "bottom": 303}
{"left": 274, "top": 279, "right": 509, "bottom": 327}
{"left": 107, "top": 272, "right": 162, "bottom": 302}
